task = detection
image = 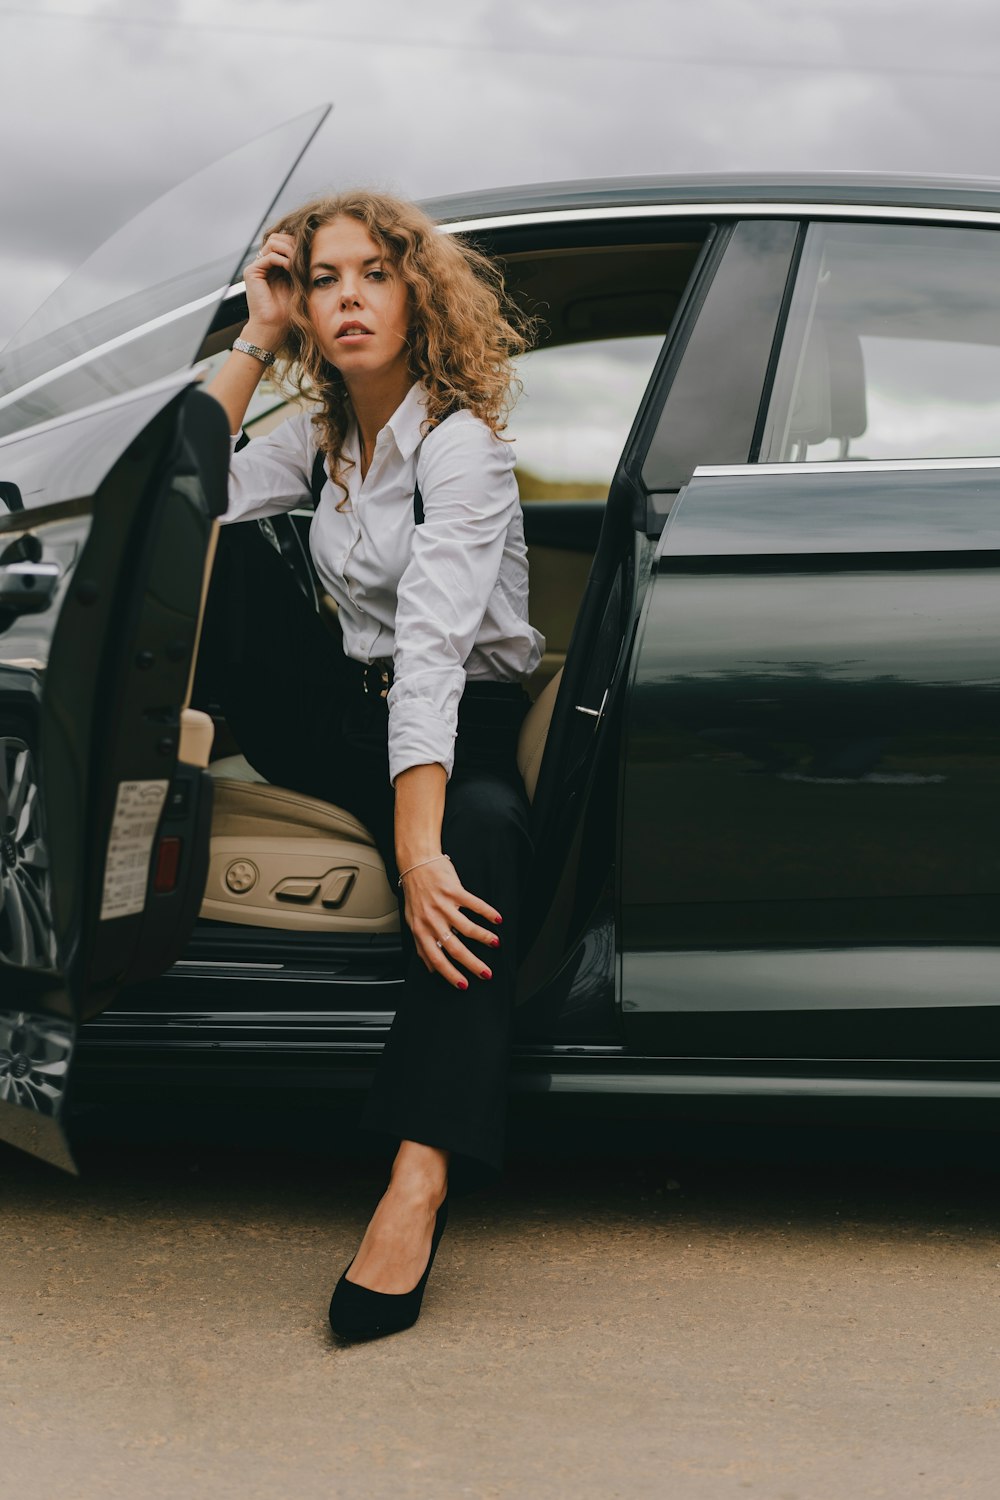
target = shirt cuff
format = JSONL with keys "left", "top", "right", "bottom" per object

{"left": 387, "top": 672, "right": 465, "bottom": 784}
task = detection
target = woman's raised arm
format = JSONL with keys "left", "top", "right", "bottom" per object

{"left": 204, "top": 230, "right": 296, "bottom": 434}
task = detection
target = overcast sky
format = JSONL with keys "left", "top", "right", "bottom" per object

{"left": 3, "top": 0, "right": 1000, "bottom": 346}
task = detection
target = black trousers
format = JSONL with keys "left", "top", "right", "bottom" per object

{"left": 198, "top": 524, "right": 533, "bottom": 1195}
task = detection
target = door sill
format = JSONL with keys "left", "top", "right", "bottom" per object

{"left": 181, "top": 917, "right": 402, "bottom": 970}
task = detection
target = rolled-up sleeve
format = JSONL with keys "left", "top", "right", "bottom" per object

{"left": 387, "top": 414, "right": 518, "bottom": 784}
{"left": 219, "top": 408, "right": 315, "bottom": 525}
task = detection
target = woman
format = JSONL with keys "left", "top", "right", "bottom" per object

{"left": 204, "top": 191, "right": 543, "bottom": 1342}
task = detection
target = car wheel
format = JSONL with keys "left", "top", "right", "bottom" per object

{"left": 0, "top": 738, "right": 56, "bottom": 969}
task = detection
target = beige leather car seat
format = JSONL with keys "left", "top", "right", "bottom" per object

{"left": 200, "top": 669, "right": 563, "bottom": 932}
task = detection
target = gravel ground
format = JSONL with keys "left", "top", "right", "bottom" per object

{"left": 1, "top": 1111, "right": 999, "bottom": 1499}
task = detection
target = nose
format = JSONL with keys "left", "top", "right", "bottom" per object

{"left": 339, "top": 278, "right": 362, "bottom": 308}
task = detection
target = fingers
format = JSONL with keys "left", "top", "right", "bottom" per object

{"left": 439, "top": 930, "right": 493, "bottom": 983}
{"left": 410, "top": 908, "right": 501, "bottom": 990}
{"left": 409, "top": 923, "right": 480, "bottom": 989}
{"left": 245, "top": 232, "right": 295, "bottom": 278}
{"left": 400, "top": 867, "right": 504, "bottom": 990}
{"left": 457, "top": 890, "right": 503, "bottom": 928}
{"left": 450, "top": 909, "right": 502, "bottom": 951}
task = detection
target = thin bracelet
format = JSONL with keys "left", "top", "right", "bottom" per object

{"left": 396, "top": 853, "right": 451, "bottom": 888}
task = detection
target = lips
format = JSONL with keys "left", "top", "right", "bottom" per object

{"left": 337, "top": 321, "right": 373, "bottom": 339}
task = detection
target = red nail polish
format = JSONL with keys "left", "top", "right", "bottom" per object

{"left": 491, "top": 937, "right": 500, "bottom": 948}
{"left": 481, "top": 969, "right": 492, "bottom": 979}
{"left": 494, "top": 915, "right": 503, "bottom": 925}
{"left": 457, "top": 980, "right": 468, "bottom": 991}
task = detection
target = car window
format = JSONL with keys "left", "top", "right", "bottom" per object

{"left": 761, "top": 221, "right": 1000, "bottom": 463}
{"left": 508, "top": 335, "right": 665, "bottom": 502}
{"left": 641, "top": 220, "right": 799, "bottom": 508}
{"left": 0, "top": 109, "right": 327, "bottom": 440}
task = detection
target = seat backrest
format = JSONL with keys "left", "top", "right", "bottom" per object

{"left": 517, "top": 668, "right": 562, "bottom": 802}
{"left": 786, "top": 323, "right": 833, "bottom": 449}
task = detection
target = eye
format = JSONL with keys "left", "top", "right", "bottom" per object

{"left": 367, "top": 269, "right": 387, "bottom": 282}
{"left": 312, "top": 274, "right": 335, "bottom": 288}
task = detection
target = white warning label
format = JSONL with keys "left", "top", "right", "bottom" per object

{"left": 99, "top": 779, "right": 169, "bottom": 921}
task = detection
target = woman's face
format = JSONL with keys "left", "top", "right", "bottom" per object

{"left": 306, "top": 216, "right": 411, "bottom": 382}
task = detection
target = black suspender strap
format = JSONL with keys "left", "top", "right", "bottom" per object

{"left": 312, "top": 448, "right": 412, "bottom": 517}
{"left": 411, "top": 408, "right": 458, "bottom": 526}
{"left": 310, "top": 447, "right": 327, "bottom": 510}
{"left": 292, "top": 409, "right": 459, "bottom": 519}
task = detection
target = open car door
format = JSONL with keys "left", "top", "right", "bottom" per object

{"left": 0, "top": 107, "right": 329, "bottom": 1170}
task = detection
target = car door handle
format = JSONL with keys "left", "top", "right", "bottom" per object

{"left": 0, "top": 561, "right": 61, "bottom": 615}
{"left": 574, "top": 687, "right": 609, "bottom": 727}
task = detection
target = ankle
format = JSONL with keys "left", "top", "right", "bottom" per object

{"left": 388, "top": 1142, "right": 449, "bottom": 1204}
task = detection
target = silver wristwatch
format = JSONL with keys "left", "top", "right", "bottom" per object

{"left": 232, "top": 337, "right": 276, "bottom": 366}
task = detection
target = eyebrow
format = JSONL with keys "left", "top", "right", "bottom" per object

{"left": 311, "top": 256, "right": 383, "bottom": 271}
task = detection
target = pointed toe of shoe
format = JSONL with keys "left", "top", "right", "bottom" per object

{"left": 328, "top": 1272, "right": 412, "bottom": 1342}
{"left": 328, "top": 1197, "right": 449, "bottom": 1344}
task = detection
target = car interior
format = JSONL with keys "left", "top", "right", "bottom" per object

{"left": 181, "top": 234, "right": 707, "bottom": 943}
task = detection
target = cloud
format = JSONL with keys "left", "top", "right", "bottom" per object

{"left": 2, "top": 0, "right": 1000, "bottom": 344}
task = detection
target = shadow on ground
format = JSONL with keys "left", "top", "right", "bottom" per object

{"left": 3, "top": 1105, "right": 1000, "bottom": 1500}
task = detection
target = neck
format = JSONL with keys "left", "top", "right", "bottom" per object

{"left": 345, "top": 365, "right": 414, "bottom": 463}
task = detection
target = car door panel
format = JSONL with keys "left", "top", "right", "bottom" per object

{"left": 622, "top": 460, "right": 1000, "bottom": 1060}
{"left": 0, "top": 108, "right": 332, "bottom": 1167}
{"left": 0, "top": 382, "right": 228, "bottom": 1166}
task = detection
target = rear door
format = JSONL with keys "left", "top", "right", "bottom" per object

{"left": 0, "top": 108, "right": 328, "bottom": 1168}
{"left": 505, "top": 217, "right": 799, "bottom": 1030}
{"left": 622, "top": 213, "right": 1000, "bottom": 1065}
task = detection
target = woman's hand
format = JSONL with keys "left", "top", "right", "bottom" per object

{"left": 400, "top": 855, "right": 502, "bottom": 991}
{"left": 242, "top": 230, "right": 297, "bottom": 347}
{"left": 206, "top": 231, "right": 296, "bottom": 431}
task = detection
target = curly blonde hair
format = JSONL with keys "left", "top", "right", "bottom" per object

{"left": 261, "top": 190, "right": 535, "bottom": 506}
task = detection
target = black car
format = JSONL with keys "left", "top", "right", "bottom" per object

{"left": 5, "top": 107, "right": 1000, "bottom": 1172}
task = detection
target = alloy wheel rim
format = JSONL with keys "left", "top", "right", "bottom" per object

{"left": 0, "top": 1011, "right": 71, "bottom": 1112}
{"left": 0, "top": 737, "right": 56, "bottom": 969}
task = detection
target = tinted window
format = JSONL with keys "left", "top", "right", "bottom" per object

{"left": 642, "top": 220, "right": 799, "bottom": 499}
{"left": 761, "top": 221, "right": 1000, "bottom": 463}
{"left": 0, "top": 109, "right": 326, "bottom": 440}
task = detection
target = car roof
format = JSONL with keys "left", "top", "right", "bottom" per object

{"left": 421, "top": 172, "right": 1000, "bottom": 225}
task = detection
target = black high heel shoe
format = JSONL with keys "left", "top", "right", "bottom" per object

{"left": 328, "top": 1195, "right": 449, "bottom": 1342}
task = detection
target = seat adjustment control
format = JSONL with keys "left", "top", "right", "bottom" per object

{"left": 321, "top": 870, "right": 357, "bottom": 909}
{"left": 225, "top": 860, "right": 258, "bottom": 894}
{"left": 274, "top": 878, "right": 321, "bottom": 904}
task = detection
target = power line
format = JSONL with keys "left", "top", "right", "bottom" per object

{"left": 1, "top": 4, "right": 999, "bottom": 83}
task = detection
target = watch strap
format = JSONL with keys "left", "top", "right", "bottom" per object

{"left": 233, "top": 337, "right": 276, "bottom": 367}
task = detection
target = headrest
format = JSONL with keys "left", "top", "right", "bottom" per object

{"left": 785, "top": 322, "right": 868, "bottom": 450}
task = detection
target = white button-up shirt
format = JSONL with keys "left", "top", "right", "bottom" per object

{"left": 221, "top": 382, "right": 544, "bottom": 783}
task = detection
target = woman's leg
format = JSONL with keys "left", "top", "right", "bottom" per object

{"left": 358, "top": 768, "right": 532, "bottom": 1195}
{"left": 343, "top": 766, "right": 530, "bottom": 1293}
{"left": 335, "top": 1139, "right": 450, "bottom": 1295}
{"left": 194, "top": 520, "right": 360, "bottom": 796}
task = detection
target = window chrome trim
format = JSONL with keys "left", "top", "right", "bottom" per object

{"left": 437, "top": 201, "right": 1000, "bottom": 236}
{"left": 0, "top": 285, "right": 228, "bottom": 417}
{"left": 9, "top": 200, "right": 1000, "bottom": 425}
{"left": 0, "top": 363, "right": 207, "bottom": 453}
{"left": 693, "top": 455, "right": 1000, "bottom": 479}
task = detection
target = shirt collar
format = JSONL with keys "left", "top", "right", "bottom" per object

{"left": 385, "top": 381, "right": 430, "bottom": 462}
